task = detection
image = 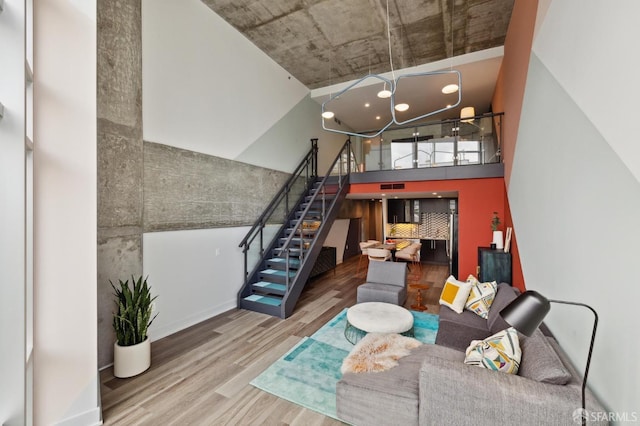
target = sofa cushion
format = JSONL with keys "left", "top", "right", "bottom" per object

{"left": 337, "top": 344, "right": 434, "bottom": 426}
{"left": 357, "top": 282, "right": 406, "bottom": 305}
{"left": 464, "top": 327, "right": 521, "bottom": 374}
{"left": 486, "top": 283, "right": 519, "bottom": 333}
{"left": 439, "top": 276, "right": 472, "bottom": 313}
{"left": 518, "top": 328, "right": 572, "bottom": 385}
{"left": 464, "top": 275, "right": 498, "bottom": 319}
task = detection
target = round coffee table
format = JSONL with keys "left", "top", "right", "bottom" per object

{"left": 344, "top": 302, "right": 415, "bottom": 344}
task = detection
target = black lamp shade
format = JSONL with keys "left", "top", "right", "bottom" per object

{"left": 500, "top": 290, "right": 551, "bottom": 336}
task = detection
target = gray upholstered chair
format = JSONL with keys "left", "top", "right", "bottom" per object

{"left": 356, "top": 260, "right": 408, "bottom": 305}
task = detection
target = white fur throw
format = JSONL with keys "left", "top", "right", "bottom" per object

{"left": 341, "top": 333, "right": 422, "bottom": 374}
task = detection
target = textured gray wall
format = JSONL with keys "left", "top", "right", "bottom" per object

{"left": 97, "top": 0, "right": 143, "bottom": 368}
{"left": 143, "top": 142, "right": 291, "bottom": 231}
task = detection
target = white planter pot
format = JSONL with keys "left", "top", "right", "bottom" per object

{"left": 113, "top": 338, "right": 151, "bottom": 378}
{"left": 492, "top": 230, "right": 504, "bottom": 250}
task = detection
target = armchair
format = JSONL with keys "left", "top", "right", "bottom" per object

{"left": 356, "top": 260, "right": 408, "bottom": 305}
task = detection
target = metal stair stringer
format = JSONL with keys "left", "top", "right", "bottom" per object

{"left": 280, "top": 174, "right": 349, "bottom": 318}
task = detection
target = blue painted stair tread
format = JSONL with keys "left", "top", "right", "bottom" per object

{"left": 244, "top": 294, "right": 282, "bottom": 306}
{"left": 261, "top": 269, "right": 296, "bottom": 278}
{"left": 268, "top": 257, "right": 300, "bottom": 267}
{"left": 253, "top": 281, "right": 287, "bottom": 292}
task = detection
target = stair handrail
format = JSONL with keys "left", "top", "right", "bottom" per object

{"left": 280, "top": 138, "right": 354, "bottom": 287}
{"left": 238, "top": 139, "right": 318, "bottom": 252}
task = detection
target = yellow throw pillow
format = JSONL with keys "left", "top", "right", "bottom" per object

{"left": 439, "top": 275, "right": 473, "bottom": 314}
{"left": 464, "top": 327, "right": 521, "bottom": 374}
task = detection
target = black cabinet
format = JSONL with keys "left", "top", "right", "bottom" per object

{"left": 388, "top": 199, "right": 418, "bottom": 223}
{"left": 310, "top": 246, "right": 336, "bottom": 278}
{"left": 478, "top": 247, "right": 512, "bottom": 284}
{"left": 387, "top": 199, "right": 406, "bottom": 223}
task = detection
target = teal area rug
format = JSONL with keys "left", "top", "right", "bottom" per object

{"left": 250, "top": 308, "right": 439, "bottom": 420}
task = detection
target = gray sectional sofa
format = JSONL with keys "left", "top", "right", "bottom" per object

{"left": 336, "top": 283, "right": 608, "bottom": 425}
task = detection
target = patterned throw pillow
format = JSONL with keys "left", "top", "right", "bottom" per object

{"left": 439, "top": 276, "right": 473, "bottom": 314}
{"left": 464, "top": 327, "right": 521, "bottom": 374}
{"left": 464, "top": 275, "right": 498, "bottom": 319}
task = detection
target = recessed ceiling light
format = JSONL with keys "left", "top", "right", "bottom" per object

{"left": 364, "top": 103, "right": 370, "bottom": 108}
{"left": 376, "top": 116, "right": 381, "bottom": 120}
{"left": 377, "top": 89, "right": 392, "bottom": 99}
{"left": 394, "top": 103, "right": 409, "bottom": 112}
{"left": 432, "top": 192, "right": 437, "bottom": 195}
{"left": 322, "top": 111, "right": 334, "bottom": 119}
{"left": 442, "top": 84, "right": 459, "bottom": 94}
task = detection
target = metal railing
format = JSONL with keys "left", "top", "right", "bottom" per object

{"left": 238, "top": 139, "right": 318, "bottom": 284}
{"left": 278, "top": 138, "right": 355, "bottom": 288}
{"left": 352, "top": 112, "right": 503, "bottom": 172}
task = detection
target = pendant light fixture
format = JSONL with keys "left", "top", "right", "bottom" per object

{"left": 321, "top": 0, "right": 462, "bottom": 136}
{"left": 377, "top": 83, "right": 392, "bottom": 99}
{"left": 460, "top": 106, "right": 475, "bottom": 123}
{"left": 442, "top": 83, "right": 459, "bottom": 94}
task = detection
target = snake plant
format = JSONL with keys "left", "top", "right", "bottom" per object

{"left": 111, "top": 276, "right": 158, "bottom": 346}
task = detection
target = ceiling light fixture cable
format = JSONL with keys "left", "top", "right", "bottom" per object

{"left": 377, "top": 0, "right": 395, "bottom": 99}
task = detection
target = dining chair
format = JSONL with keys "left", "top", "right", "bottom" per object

{"left": 357, "top": 241, "right": 375, "bottom": 275}
{"left": 367, "top": 247, "right": 392, "bottom": 262}
{"left": 395, "top": 242, "right": 422, "bottom": 277}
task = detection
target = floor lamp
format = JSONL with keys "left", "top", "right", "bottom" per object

{"left": 500, "top": 290, "right": 599, "bottom": 426}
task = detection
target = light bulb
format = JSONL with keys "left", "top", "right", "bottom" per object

{"left": 322, "top": 111, "right": 335, "bottom": 119}
{"left": 394, "top": 103, "right": 409, "bottom": 112}
{"left": 442, "top": 84, "right": 459, "bottom": 94}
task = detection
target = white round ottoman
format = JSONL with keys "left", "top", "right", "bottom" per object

{"left": 344, "top": 302, "right": 415, "bottom": 344}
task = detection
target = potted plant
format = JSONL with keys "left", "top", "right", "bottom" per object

{"left": 111, "top": 275, "right": 158, "bottom": 378}
{"left": 491, "top": 212, "right": 504, "bottom": 249}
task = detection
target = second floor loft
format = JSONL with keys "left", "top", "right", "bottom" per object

{"left": 331, "top": 112, "right": 504, "bottom": 183}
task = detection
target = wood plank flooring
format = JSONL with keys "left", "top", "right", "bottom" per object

{"left": 100, "top": 256, "right": 449, "bottom": 425}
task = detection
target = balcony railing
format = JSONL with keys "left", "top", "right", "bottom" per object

{"left": 346, "top": 113, "right": 503, "bottom": 173}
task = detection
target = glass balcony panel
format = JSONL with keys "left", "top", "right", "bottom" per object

{"left": 355, "top": 113, "right": 502, "bottom": 171}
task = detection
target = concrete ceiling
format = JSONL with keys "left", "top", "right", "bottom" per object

{"left": 203, "top": 0, "right": 514, "bottom": 130}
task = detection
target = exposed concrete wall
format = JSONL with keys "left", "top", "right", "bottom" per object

{"left": 97, "top": 0, "right": 143, "bottom": 368}
{"left": 143, "top": 141, "right": 291, "bottom": 231}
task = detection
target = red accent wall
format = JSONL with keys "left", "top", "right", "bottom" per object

{"left": 491, "top": 0, "right": 539, "bottom": 291}
{"left": 350, "top": 178, "right": 512, "bottom": 284}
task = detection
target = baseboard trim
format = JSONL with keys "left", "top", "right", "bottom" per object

{"left": 149, "top": 299, "right": 237, "bottom": 342}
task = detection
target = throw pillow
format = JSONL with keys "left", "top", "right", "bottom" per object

{"left": 439, "top": 276, "right": 473, "bottom": 314}
{"left": 341, "top": 332, "right": 422, "bottom": 374}
{"left": 518, "top": 329, "right": 572, "bottom": 384}
{"left": 464, "top": 275, "right": 498, "bottom": 319}
{"left": 464, "top": 327, "right": 521, "bottom": 374}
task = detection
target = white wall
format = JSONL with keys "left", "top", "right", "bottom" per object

{"left": 142, "top": 0, "right": 309, "bottom": 163}
{"left": 143, "top": 228, "right": 248, "bottom": 340}
{"left": 510, "top": 0, "right": 640, "bottom": 417}
{"left": 325, "top": 219, "right": 350, "bottom": 264}
{"left": 33, "top": 1, "right": 100, "bottom": 425}
{"left": 236, "top": 95, "right": 350, "bottom": 174}
{"left": 140, "top": 0, "right": 356, "bottom": 338}
{"left": 0, "top": 0, "right": 27, "bottom": 423}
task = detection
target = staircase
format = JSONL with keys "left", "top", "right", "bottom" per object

{"left": 238, "top": 139, "right": 355, "bottom": 318}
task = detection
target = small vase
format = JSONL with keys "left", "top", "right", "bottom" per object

{"left": 492, "top": 230, "right": 504, "bottom": 250}
{"left": 114, "top": 338, "right": 151, "bottom": 378}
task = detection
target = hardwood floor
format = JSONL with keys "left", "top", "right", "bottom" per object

{"left": 100, "top": 256, "right": 449, "bottom": 425}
